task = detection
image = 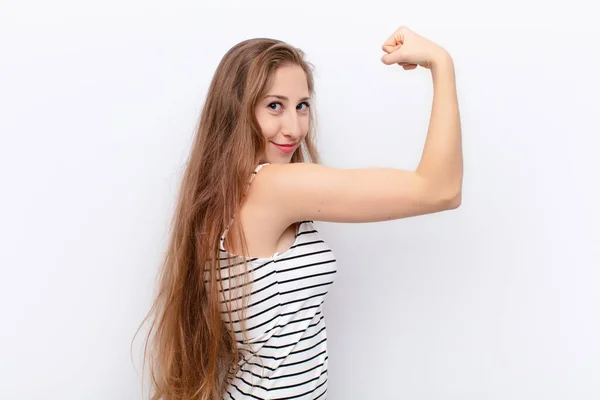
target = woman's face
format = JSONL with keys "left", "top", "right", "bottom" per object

{"left": 255, "top": 64, "right": 311, "bottom": 164}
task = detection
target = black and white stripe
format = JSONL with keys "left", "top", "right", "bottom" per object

{"left": 217, "top": 220, "right": 337, "bottom": 399}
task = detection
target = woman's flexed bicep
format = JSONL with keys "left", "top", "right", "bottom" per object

{"left": 250, "top": 162, "right": 461, "bottom": 225}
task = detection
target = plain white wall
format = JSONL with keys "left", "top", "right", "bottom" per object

{"left": 1, "top": 1, "right": 598, "bottom": 399}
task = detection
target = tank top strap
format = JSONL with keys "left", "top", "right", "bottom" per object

{"left": 250, "top": 162, "right": 270, "bottom": 183}
{"left": 220, "top": 162, "right": 271, "bottom": 254}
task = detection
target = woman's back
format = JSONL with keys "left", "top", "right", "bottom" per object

{"left": 217, "top": 168, "right": 337, "bottom": 398}
{"left": 214, "top": 165, "right": 336, "bottom": 399}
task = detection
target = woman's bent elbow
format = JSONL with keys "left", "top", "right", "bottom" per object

{"left": 443, "top": 190, "right": 462, "bottom": 210}
{"left": 434, "top": 187, "right": 461, "bottom": 211}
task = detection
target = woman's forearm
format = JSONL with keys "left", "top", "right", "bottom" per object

{"left": 416, "top": 52, "right": 463, "bottom": 205}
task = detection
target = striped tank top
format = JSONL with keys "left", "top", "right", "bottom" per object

{"left": 217, "top": 163, "right": 337, "bottom": 399}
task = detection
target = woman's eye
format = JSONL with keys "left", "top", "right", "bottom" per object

{"left": 268, "top": 102, "right": 281, "bottom": 111}
{"left": 297, "top": 102, "right": 310, "bottom": 111}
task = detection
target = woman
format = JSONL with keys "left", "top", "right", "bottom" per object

{"left": 137, "top": 25, "right": 462, "bottom": 399}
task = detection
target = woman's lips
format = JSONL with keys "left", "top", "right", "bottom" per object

{"left": 272, "top": 142, "right": 297, "bottom": 154}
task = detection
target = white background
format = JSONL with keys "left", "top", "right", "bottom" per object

{"left": 1, "top": 1, "right": 599, "bottom": 399}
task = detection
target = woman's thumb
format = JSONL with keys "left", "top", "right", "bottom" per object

{"left": 381, "top": 47, "right": 408, "bottom": 65}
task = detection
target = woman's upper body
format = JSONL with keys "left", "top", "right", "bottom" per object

{"left": 219, "top": 26, "right": 461, "bottom": 398}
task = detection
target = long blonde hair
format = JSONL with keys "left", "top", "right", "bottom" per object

{"left": 133, "top": 38, "right": 320, "bottom": 399}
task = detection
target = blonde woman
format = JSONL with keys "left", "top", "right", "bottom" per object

{"left": 137, "top": 25, "right": 463, "bottom": 400}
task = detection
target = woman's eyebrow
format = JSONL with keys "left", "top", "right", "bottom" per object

{"left": 264, "top": 94, "right": 310, "bottom": 102}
